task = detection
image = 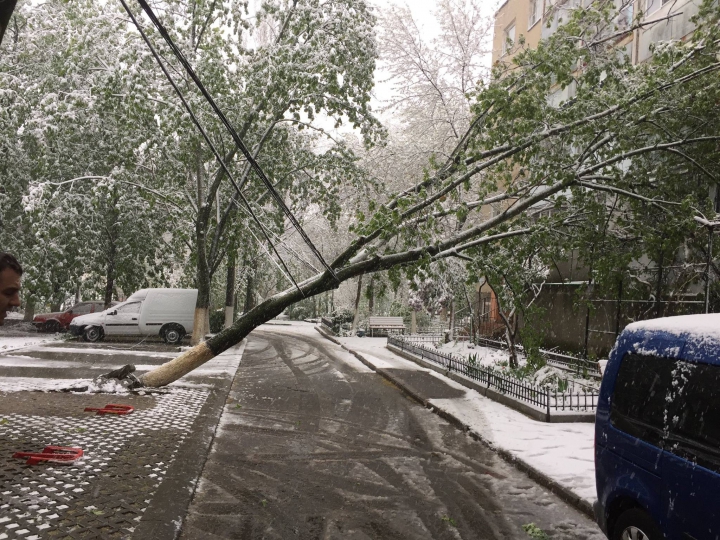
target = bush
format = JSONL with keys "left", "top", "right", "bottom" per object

{"left": 286, "top": 304, "right": 312, "bottom": 321}
{"left": 209, "top": 310, "right": 225, "bottom": 333}
{"left": 325, "top": 308, "right": 355, "bottom": 335}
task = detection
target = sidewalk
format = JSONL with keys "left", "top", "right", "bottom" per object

{"left": 0, "top": 337, "right": 246, "bottom": 540}
{"left": 317, "top": 329, "right": 596, "bottom": 517}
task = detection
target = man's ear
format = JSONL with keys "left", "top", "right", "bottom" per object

{"left": 0, "top": 0, "right": 18, "bottom": 47}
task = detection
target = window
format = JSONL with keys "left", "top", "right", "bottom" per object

{"left": 529, "top": 0, "right": 542, "bottom": 27}
{"left": 618, "top": 2, "right": 633, "bottom": 29}
{"left": 666, "top": 362, "right": 720, "bottom": 474}
{"left": 645, "top": 0, "right": 672, "bottom": 16}
{"left": 610, "top": 353, "right": 676, "bottom": 447}
{"left": 502, "top": 24, "right": 515, "bottom": 56}
{"left": 116, "top": 302, "right": 141, "bottom": 315}
{"left": 71, "top": 303, "right": 92, "bottom": 315}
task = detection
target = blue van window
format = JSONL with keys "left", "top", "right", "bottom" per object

{"left": 667, "top": 361, "right": 720, "bottom": 474}
{"left": 610, "top": 353, "right": 676, "bottom": 447}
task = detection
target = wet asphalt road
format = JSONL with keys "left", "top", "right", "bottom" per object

{"left": 181, "top": 327, "right": 605, "bottom": 540}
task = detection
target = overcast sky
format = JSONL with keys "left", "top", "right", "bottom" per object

{"left": 369, "top": 0, "right": 499, "bottom": 118}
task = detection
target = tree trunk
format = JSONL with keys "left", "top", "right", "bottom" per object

{"left": 244, "top": 270, "right": 255, "bottom": 313}
{"left": 191, "top": 144, "right": 212, "bottom": 345}
{"left": 191, "top": 259, "right": 211, "bottom": 345}
{"left": 367, "top": 276, "right": 375, "bottom": 316}
{"left": 104, "top": 247, "right": 116, "bottom": 309}
{"left": 487, "top": 278, "right": 518, "bottom": 368}
{"left": 411, "top": 310, "right": 417, "bottom": 334}
{"left": 654, "top": 248, "right": 665, "bottom": 318}
{"left": 23, "top": 297, "right": 35, "bottom": 322}
{"left": 449, "top": 298, "right": 455, "bottom": 341}
{"left": 463, "top": 285, "right": 475, "bottom": 344}
{"left": 224, "top": 250, "right": 236, "bottom": 329}
{"left": 351, "top": 274, "right": 363, "bottom": 333}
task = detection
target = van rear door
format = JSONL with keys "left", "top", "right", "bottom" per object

{"left": 663, "top": 360, "right": 720, "bottom": 540}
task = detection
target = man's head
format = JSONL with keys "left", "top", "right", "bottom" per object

{"left": 0, "top": 253, "right": 22, "bottom": 326}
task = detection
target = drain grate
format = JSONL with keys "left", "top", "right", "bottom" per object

{"left": 0, "top": 388, "right": 208, "bottom": 539}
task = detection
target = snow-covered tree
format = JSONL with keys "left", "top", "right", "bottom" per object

{"left": 136, "top": 0, "right": 720, "bottom": 387}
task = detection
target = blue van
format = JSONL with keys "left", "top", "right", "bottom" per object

{"left": 595, "top": 314, "right": 720, "bottom": 540}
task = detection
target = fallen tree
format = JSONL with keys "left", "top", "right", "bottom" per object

{"left": 135, "top": 0, "right": 720, "bottom": 386}
{"left": 4, "top": 0, "right": 718, "bottom": 387}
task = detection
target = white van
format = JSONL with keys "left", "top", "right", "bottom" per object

{"left": 69, "top": 288, "right": 197, "bottom": 344}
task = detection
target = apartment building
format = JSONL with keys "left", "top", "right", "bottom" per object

{"left": 493, "top": 0, "right": 703, "bottom": 67}
{"left": 473, "top": 0, "right": 710, "bottom": 355}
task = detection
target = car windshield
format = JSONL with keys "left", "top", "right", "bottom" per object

{"left": 104, "top": 301, "right": 127, "bottom": 313}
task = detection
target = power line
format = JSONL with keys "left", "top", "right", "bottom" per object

{"left": 117, "top": 0, "right": 304, "bottom": 296}
{"left": 133, "top": 0, "right": 339, "bottom": 283}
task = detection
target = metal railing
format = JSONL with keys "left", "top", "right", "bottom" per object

{"left": 388, "top": 335, "right": 598, "bottom": 413}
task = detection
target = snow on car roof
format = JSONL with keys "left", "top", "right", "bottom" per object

{"left": 625, "top": 314, "right": 720, "bottom": 343}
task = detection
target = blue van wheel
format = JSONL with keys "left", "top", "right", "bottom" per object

{"left": 612, "top": 509, "right": 662, "bottom": 540}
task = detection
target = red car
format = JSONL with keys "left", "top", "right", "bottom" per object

{"left": 33, "top": 301, "right": 116, "bottom": 333}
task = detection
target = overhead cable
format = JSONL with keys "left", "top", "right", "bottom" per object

{"left": 117, "top": 0, "right": 304, "bottom": 297}
{"left": 133, "top": 0, "right": 339, "bottom": 283}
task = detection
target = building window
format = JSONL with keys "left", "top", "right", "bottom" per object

{"left": 529, "top": 0, "right": 542, "bottom": 27}
{"left": 618, "top": 1, "right": 633, "bottom": 28}
{"left": 502, "top": 23, "right": 515, "bottom": 55}
{"left": 645, "top": 0, "right": 672, "bottom": 16}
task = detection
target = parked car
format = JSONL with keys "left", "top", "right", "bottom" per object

{"left": 69, "top": 288, "right": 197, "bottom": 345}
{"left": 595, "top": 313, "right": 720, "bottom": 540}
{"left": 33, "top": 301, "right": 116, "bottom": 332}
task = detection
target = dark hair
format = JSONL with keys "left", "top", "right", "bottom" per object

{"left": 0, "top": 253, "right": 23, "bottom": 275}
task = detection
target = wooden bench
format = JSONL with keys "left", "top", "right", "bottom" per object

{"left": 368, "top": 316, "right": 406, "bottom": 337}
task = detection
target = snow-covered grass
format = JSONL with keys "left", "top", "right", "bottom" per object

{"left": 431, "top": 338, "right": 600, "bottom": 392}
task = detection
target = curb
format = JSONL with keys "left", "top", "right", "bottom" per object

{"left": 314, "top": 326, "right": 595, "bottom": 519}
{"left": 137, "top": 340, "right": 247, "bottom": 540}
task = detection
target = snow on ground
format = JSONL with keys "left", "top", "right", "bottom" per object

{"left": 0, "top": 334, "right": 62, "bottom": 353}
{"left": 437, "top": 339, "right": 515, "bottom": 367}
{"left": 330, "top": 331, "right": 597, "bottom": 506}
{"left": 22, "top": 345, "right": 177, "bottom": 358}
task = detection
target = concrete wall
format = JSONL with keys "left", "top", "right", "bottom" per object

{"left": 492, "top": 0, "right": 545, "bottom": 64}
{"left": 636, "top": 0, "right": 701, "bottom": 63}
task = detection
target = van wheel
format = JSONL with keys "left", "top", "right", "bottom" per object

{"left": 83, "top": 326, "right": 103, "bottom": 343}
{"left": 612, "top": 509, "right": 663, "bottom": 540}
{"left": 162, "top": 324, "right": 185, "bottom": 345}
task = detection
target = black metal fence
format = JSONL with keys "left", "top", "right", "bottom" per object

{"left": 388, "top": 335, "right": 598, "bottom": 413}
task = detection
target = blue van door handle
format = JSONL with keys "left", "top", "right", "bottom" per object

{"left": 132, "top": 318, "right": 137, "bottom": 321}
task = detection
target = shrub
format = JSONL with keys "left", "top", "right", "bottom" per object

{"left": 209, "top": 309, "right": 225, "bottom": 333}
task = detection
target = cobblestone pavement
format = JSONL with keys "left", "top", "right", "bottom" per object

{"left": 181, "top": 325, "right": 605, "bottom": 540}
{"left": 0, "top": 337, "right": 244, "bottom": 540}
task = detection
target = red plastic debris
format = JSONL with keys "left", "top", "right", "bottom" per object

{"left": 83, "top": 404, "right": 134, "bottom": 415}
{"left": 13, "top": 446, "right": 83, "bottom": 465}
